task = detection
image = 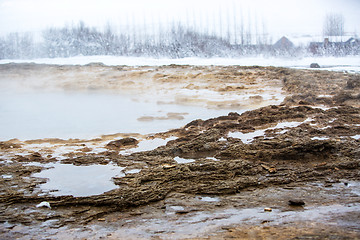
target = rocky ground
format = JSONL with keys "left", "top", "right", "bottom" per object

{"left": 0, "top": 64, "right": 360, "bottom": 239}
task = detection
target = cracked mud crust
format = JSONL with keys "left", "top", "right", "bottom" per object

{"left": 0, "top": 64, "right": 359, "bottom": 239}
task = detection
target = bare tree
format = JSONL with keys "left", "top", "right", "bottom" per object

{"left": 323, "top": 13, "right": 345, "bottom": 37}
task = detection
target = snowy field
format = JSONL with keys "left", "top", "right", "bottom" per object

{"left": 1, "top": 56, "right": 360, "bottom": 73}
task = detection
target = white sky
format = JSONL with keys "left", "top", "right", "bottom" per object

{"left": 0, "top": 0, "right": 359, "bottom": 38}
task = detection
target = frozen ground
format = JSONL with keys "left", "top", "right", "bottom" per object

{"left": 1, "top": 55, "right": 359, "bottom": 73}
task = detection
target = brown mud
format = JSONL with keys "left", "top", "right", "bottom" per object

{"left": 0, "top": 64, "right": 360, "bottom": 239}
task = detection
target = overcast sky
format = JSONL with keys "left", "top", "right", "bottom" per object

{"left": 0, "top": 0, "right": 359, "bottom": 38}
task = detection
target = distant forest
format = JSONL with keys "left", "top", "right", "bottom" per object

{"left": 0, "top": 21, "right": 358, "bottom": 59}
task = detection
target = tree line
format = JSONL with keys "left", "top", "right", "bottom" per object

{"left": 0, "top": 22, "right": 296, "bottom": 59}
{"left": 0, "top": 13, "right": 357, "bottom": 59}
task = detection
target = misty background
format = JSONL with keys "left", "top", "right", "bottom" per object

{"left": 0, "top": 0, "right": 359, "bottom": 59}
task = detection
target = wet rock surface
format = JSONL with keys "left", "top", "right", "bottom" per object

{"left": 106, "top": 137, "right": 139, "bottom": 150}
{"left": 0, "top": 64, "right": 359, "bottom": 239}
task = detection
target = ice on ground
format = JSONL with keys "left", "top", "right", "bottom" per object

{"left": 32, "top": 163, "right": 125, "bottom": 197}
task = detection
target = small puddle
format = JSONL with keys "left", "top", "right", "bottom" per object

{"left": 333, "top": 181, "right": 360, "bottom": 196}
{"left": 125, "top": 169, "right": 141, "bottom": 174}
{"left": 228, "top": 129, "right": 266, "bottom": 144}
{"left": 32, "top": 163, "right": 125, "bottom": 197}
{"left": 119, "top": 137, "right": 177, "bottom": 155}
{"left": 228, "top": 118, "right": 312, "bottom": 144}
{"left": 174, "top": 157, "right": 195, "bottom": 164}
{"left": 205, "top": 157, "right": 219, "bottom": 161}
{"left": 168, "top": 206, "right": 185, "bottom": 212}
{"left": 198, "top": 196, "right": 220, "bottom": 202}
{"left": 1, "top": 174, "right": 12, "bottom": 179}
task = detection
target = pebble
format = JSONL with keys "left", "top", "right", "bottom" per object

{"left": 310, "top": 63, "right": 320, "bottom": 68}
{"left": 176, "top": 210, "right": 190, "bottom": 214}
{"left": 288, "top": 199, "right": 305, "bottom": 206}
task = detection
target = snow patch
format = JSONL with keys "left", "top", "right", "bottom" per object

{"left": 351, "top": 135, "right": 360, "bottom": 140}
{"left": 311, "top": 137, "right": 330, "bottom": 141}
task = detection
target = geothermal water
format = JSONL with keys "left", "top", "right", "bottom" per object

{"left": 0, "top": 91, "right": 242, "bottom": 140}
{"left": 0, "top": 89, "right": 285, "bottom": 140}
